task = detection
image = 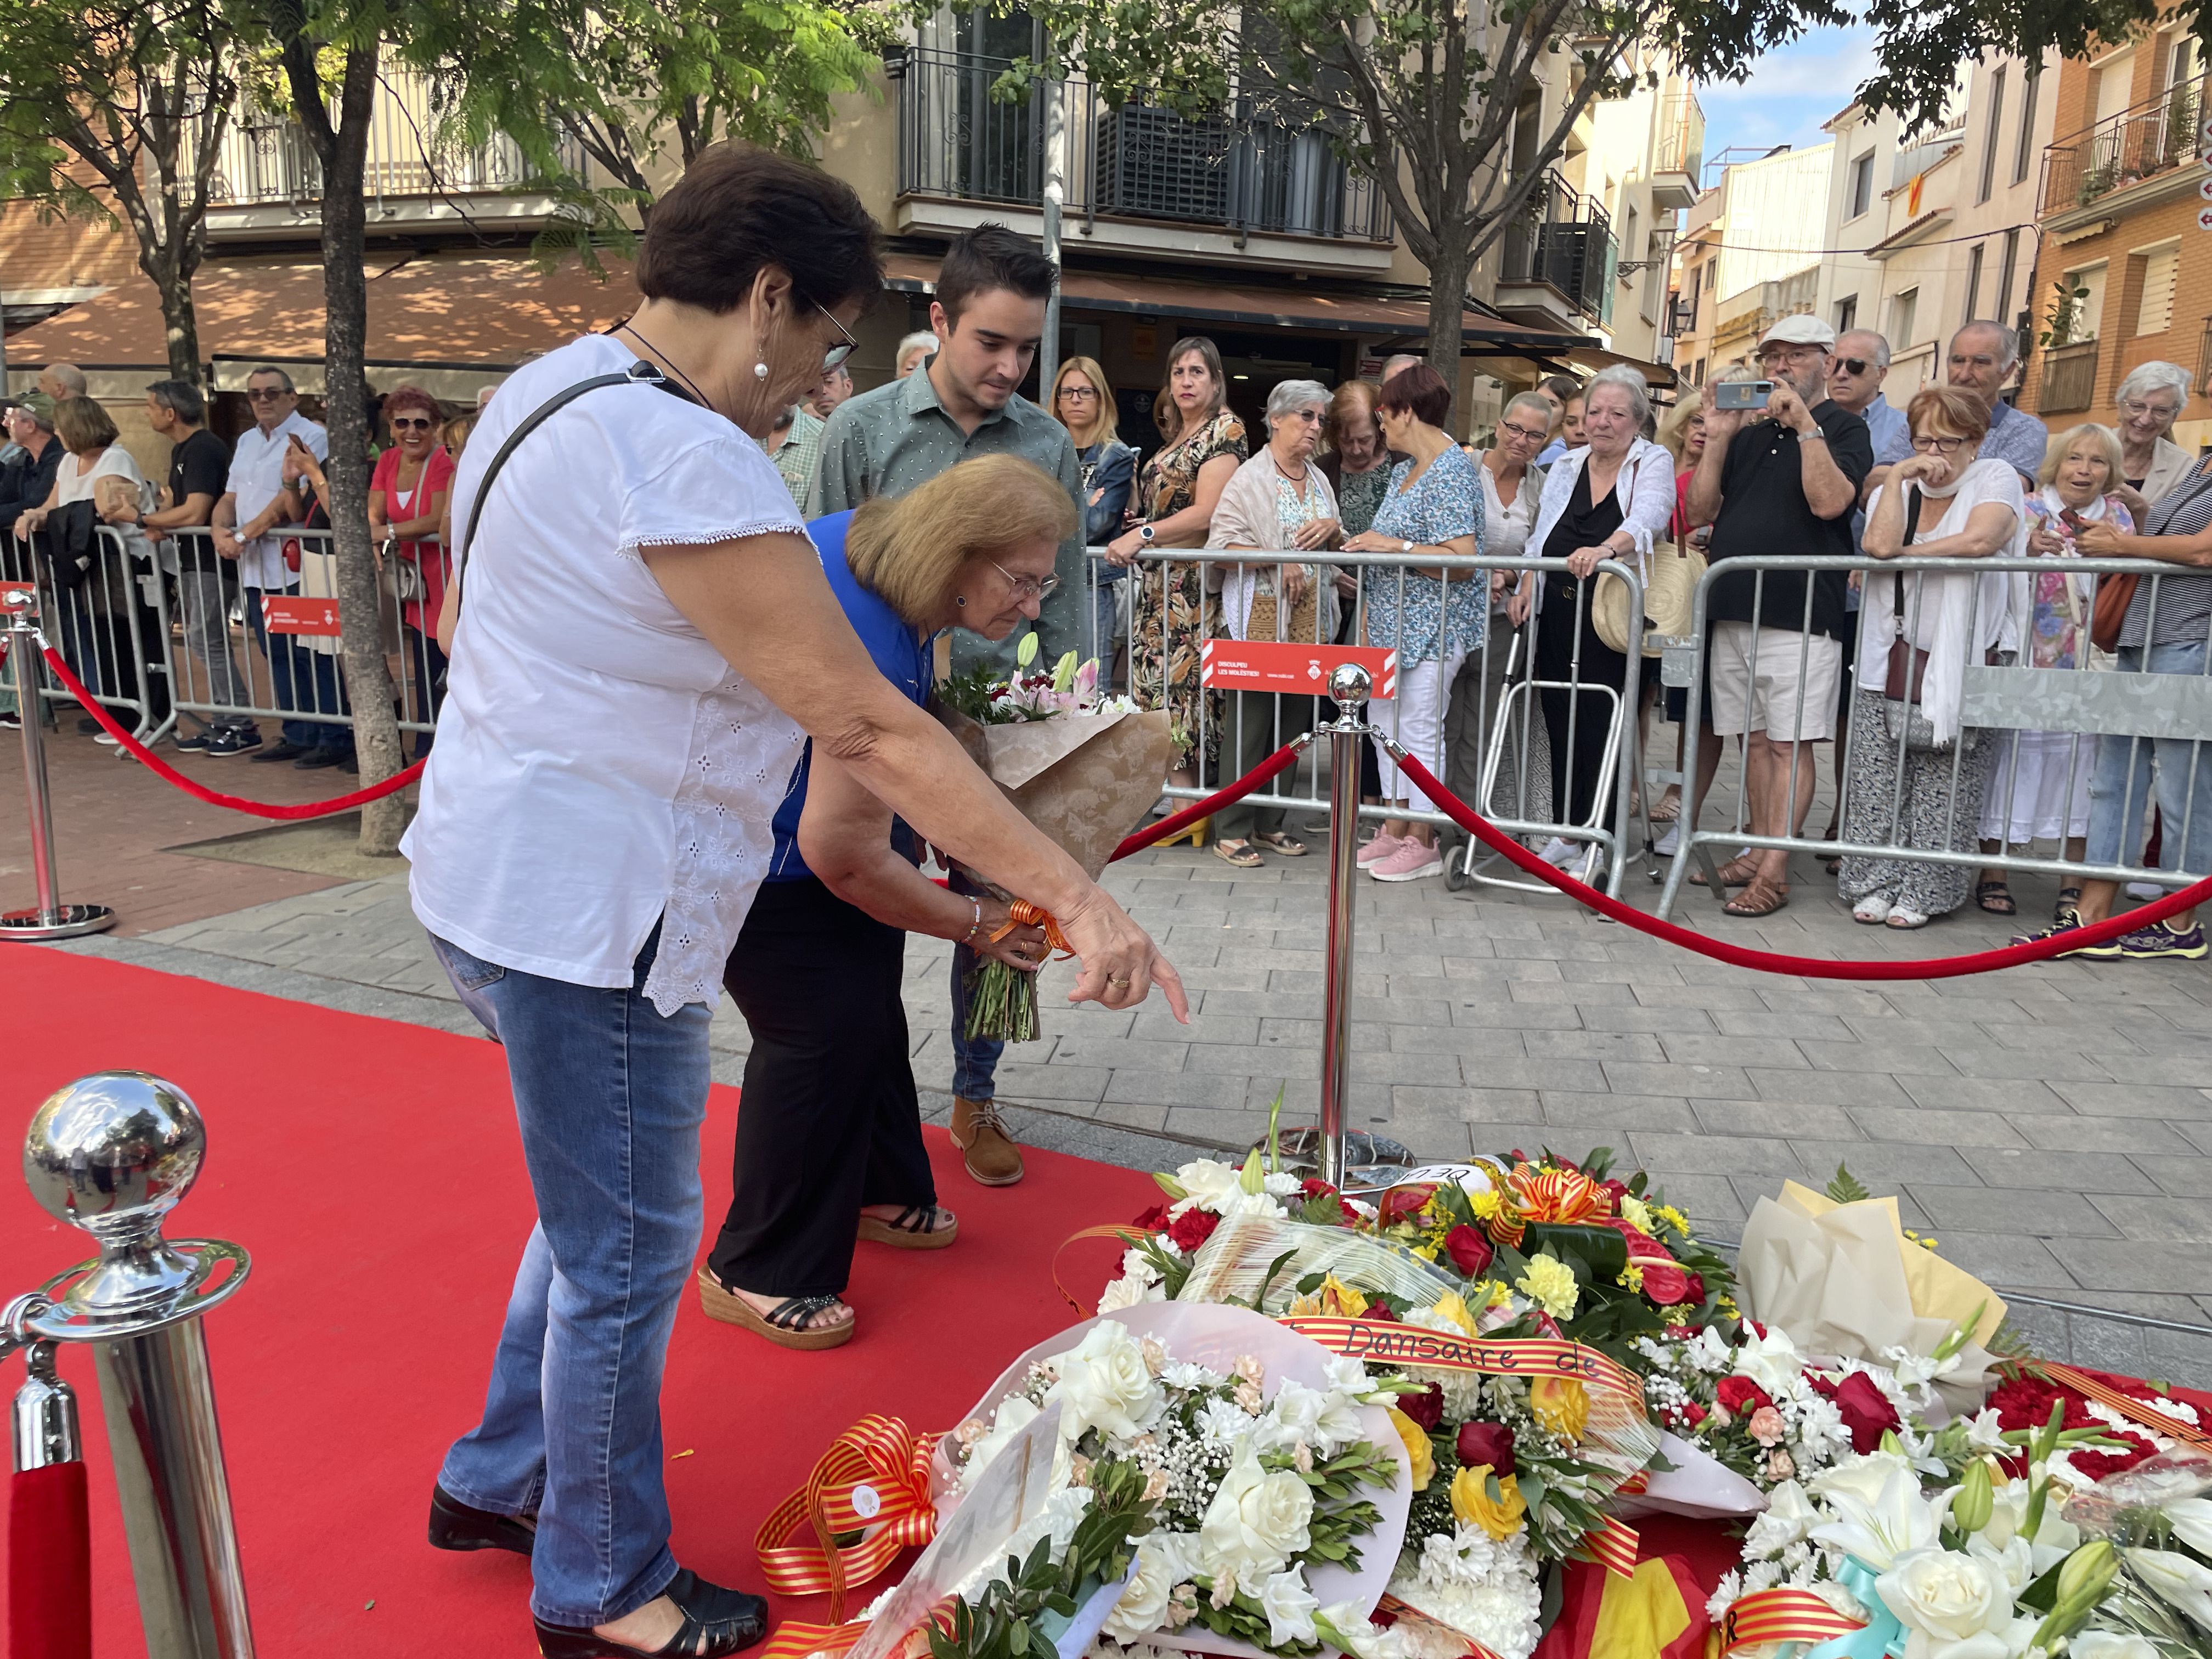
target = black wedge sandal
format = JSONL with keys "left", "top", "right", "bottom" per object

{"left": 857, "top": 1203, "right": 959, "bottom": 1251}
{"left": 695, "top": 1266, "right": 855, "bottom": 1350}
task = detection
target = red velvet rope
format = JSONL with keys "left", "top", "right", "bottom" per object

{"left": 1387, "top": 748, "right": 2212, "bottom": 980}
{"left": 1110, "top": 740, "right": 1308, "bottom": 861}
{"left": 9, "top": 1463, "right": 92, "bottom": 1659}
{"left": 41, "top": 646, "right": 424, "bottom": 821}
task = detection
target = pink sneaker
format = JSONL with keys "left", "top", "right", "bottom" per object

{"left": 1357, "top": 832, "right": 1405, "bottom": 867}
{"left": 1369, "top": 838, "right": 1444, "bottom": 882}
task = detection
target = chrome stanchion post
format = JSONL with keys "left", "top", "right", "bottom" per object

{"left": 21, "top": 1071, "right": 255, "bottom": 1658}
{"left": 1317, "top": 663, "right": 1371, "bottom": 1191}
{"left": 2, "top": 587, "right": 114, "bottom": 940}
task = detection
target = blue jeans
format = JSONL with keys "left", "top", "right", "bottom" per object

{"left": 2086, "top": 639, "right": 2212, "bottom": 878}
{"left": 947, "top": 870, "right": 1005, "bottom": 1101}
{"left": 430, "top": 926, "right": 711, "bottom": 1627}
{"left": 245, "top": 585, "right": 353, "bottom": 754}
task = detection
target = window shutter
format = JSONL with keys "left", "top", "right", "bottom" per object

{"left": 2136, "top": 247, "right": 2179, "bottom": 337}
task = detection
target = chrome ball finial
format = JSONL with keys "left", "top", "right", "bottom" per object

{"left": 1329, "top": 663, "right": 1373, "bottom": 710}
{"left": 24, "top": 1071, "right": 206, "bottom": 1318}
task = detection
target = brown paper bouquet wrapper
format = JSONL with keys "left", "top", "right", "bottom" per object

{"left": 936, "top": 704, "right": 1178, "bottom": 880}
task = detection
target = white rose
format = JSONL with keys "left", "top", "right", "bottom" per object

{"left": 1103, "top": 1532, "right": 1193, "bottom": 1642}
{"left": 1874, "top": 1548, "right": 2013, "bottom": 1656}
{"left": 1097, "top": 1274, "right": 1166, "bottom": 1313}
{"left": 1198, "top": 1444, "right": 1313, "bottom": 1583}
{"left": 1733, "top": 1327, "right": 1807, "bottom": 1397}
{"left": 1048, "top": 1322, "right": 1165, "bottom": 1442}
{"left": 1258, "top": 1569, "right": 1321, "bottom": 1648}
{"left": 1963, "top": 1533, "right": 2032, "bottom": 1598}
{"left": 1258, "top": 1380, "right": 1365, "bottom": 1458}
{"left": 964, "top": 1396, "right": 1042, "bottom": 1486}
{"left": 2068, "top": 1633, "right": 2158, "bottom": 1659}
{"left": 1170, "top": 1160, "right": 1243, "bottom": 1216}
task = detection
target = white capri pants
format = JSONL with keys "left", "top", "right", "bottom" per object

{"left": 1372, "top": 653, "right": 1467, "bottom": 812}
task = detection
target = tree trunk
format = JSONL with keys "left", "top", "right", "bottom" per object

{"left": 1424, "top": 236, "right": 1474, "bottom": 436}
{"left": 317, "top": 44, "right": 410, "bottom": 855}
{"left": 150, "top": 256, "right": 204, "bottom": 384}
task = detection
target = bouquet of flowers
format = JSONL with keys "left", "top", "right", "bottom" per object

{"left": 930, "top": 1304, "right": 1411, "bottom": 1659}
{"left": 935, "top": 637, "right": 1176, "bottom": 1042}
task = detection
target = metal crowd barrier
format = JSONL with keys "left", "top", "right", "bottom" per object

{"left": 2, "top": 526, "right": 170, "bottom": 742}
{"left": 1654, "top": 552, "right": 2212, "bottom": 918}
{"left": 1083, "top": 546, "right": 1649, "bottom": 900}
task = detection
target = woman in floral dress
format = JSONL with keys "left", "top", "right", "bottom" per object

{"left": 1107, "top": 337, "right": 1248, "bottom": 789}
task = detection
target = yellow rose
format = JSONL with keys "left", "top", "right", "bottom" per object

{"left": 1515, "top": 1253, "right": 1581, "bottom": 1320}
{"left": 1449, "top": 1464, "right": 1527, "bottom": 1541}
{"left": 1427, "top": 1290, "right": 1479, "bottom": 1336}
{"left": 1528, "top": 1375, "right": 1590, "bottom": 1443}
{"left": 1385, "top": 1407, "right": 1435, "bottom": 1492}
{"left": 1322, "top": 1274, "right": 1369, "bottom": 1318}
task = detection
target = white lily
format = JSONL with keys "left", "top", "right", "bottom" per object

{"left": 2165, "top": 1496, "right": 2212, "bottom": 1557}
{"left": 2123, "top": 1546, "right": 2212, "bottom": 1632}
{"left": 1810, "top": 1460, "right": 1939, "bottom": 1571}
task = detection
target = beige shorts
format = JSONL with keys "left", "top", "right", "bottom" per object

{"left": 1709, "top": 622, "right": 1841, "bottom": 741}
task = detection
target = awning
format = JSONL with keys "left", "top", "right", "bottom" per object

{"left": 4, "top": 253, "right": 640, "bottom": 397}
{"left": 1865, "top": 211, "right": 1954, "bottom": 259}
{"left": 883, "top": 252, "right": 1589, "bottom": 357}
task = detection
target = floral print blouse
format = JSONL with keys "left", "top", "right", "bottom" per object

{"left": 1141, "top": 409, "right": 1248, "bottom": 531}
{"left": 1364, "top": 445, "right": 1487, "bottom": 662}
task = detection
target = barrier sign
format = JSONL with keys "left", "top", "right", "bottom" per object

{"left": 260, "top": 595, "right": 341, "bottom": 636}
{"left": 1198, "top": 640, "right": 1397, "bottom": 700}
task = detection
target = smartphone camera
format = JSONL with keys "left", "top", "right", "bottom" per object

{"left": 1714, "top": 380, "right": 1773, "bottom": 411}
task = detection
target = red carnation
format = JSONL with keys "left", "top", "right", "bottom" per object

{"left": 1813, "top": 1372, "right": 1903, "bottom": 1454}
{"left": 1378, "top": 1184, "right": 1439, "bottom": 1228}
{"left": 1599, "top": 1178, "right": 1631, "bottom": 1212}
{"left": 1640, "top": 1261, "right": 1696, "bottom": 1306}
{"left": 1682, "top": 1274, "right": 1706, "bottom": 1306}
{"left": 1300, "top": 1178, "right": 1339, "bottom": 1198}
{"left": 1988, "top": 1375, "right": 2096, "bottom": 1434}
{"left": 1679, "top": 1401, "right": 1708, "bottom": 1428}
{"left": 1444, "top": 1224, "right": 1494, "bottom": 1279}
{"left": 2066, "top": 1431, "right": 2157, "bottom": 1483}
{"left": 1398, "top": 1383, "right": 1444, "bottom": 1431}
{"left": 1716, "top": 1376, "right": 1775, "bottom": 1418}
{"left": 1166, "top": 1209, "right": 1220, "bottom": 1252}
{"left": 1455, "top": 1420, "right": 1516, "bottom": 1476}
{"left": 1134, "top": 1204, "right": 1171, "bottom": 1232}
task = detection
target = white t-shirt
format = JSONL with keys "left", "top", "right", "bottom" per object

{"left": 57, "top": 448, "right": 155, "bottom": 568}
{"left": 225, "top": 411, "right": 328, "bottom": 590}
{"left": 402, "top": 333, "right": 811, "bottom": 1013}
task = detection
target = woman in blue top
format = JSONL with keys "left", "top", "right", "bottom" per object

{"left": 1340, "top": 364, "right": 1486, "bottom": 883}
{"left": 699, "top": 455, "right": 1066, "bottom": 1348}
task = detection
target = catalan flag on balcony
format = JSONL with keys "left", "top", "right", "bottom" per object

{"left": 1906, "top": 173, "right": 1925, "bottom": 216}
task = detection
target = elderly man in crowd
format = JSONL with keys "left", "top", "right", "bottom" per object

{"left": 806, "top": 362, "right": 854, "bottom": 420}
{"left": 1942, "top": 320, "right": 2046, "bottom": 488}
{"left": 36, "top": 363, "right": 87, "bottom": 402}
{"left": 1685, "top": 313, "right": 1874, "bottom": 918}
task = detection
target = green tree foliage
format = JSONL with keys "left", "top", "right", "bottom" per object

{"left": 0, "top": 0, "right": 257, "bottom": 383}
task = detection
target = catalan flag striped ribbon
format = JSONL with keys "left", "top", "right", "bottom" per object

{"left": 2037, "top": 1362, "right": 2212, "bottom": 1452}
{"left": 1718, "top": 1587, "right": 1869, "bottom": 1654}
{"left": 755, "top": 1415, "right": 940, "bottom": 1622}
{"left": 1376, "top": 1593, "right": 1508, "bottom": 1659}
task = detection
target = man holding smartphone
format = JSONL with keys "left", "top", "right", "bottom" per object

{"left": 1684, "top": 314, "right": 1874, "bottom": 917}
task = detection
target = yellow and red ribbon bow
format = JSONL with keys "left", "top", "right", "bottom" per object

{"left": 756, "top": 1415, "right": 940, "bottom": 1622}
{"left": 1718, "top": 1586, "right": 1869, "bottom": 1653}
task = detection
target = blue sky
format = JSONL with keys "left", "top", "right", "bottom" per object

{"left": 1694, "top": 24, "right": 1881, "bottom": 174}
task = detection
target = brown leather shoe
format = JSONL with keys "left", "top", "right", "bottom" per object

{"left": 949, "top": 1096, "right": 1024, "bottom": 1186}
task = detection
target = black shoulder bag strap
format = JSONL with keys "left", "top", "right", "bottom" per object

{"left": 454, "top": 357, "right": 681, "bottom": 597}
{"left": 1889, "top": 484, "right": 1926, "bottom": 627}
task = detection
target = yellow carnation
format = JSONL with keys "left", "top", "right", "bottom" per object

{"left": 1618, "top": 1195, "right": 1655, "bottom": 1234}
{"left": 1449, "top": 1464, "right": 1527, "bottom": 1541}
{"left": 1427, "top": 1290, "right": 1479, "bottom": 1336}
{"left": 1385, "top": 1406, "right": 1435, "bottom": 1492}
{"left": 1528, "top": 1375, "right": 1590, "bottom": 1443}
{"left": 1515, "top": 1252, "right": 1581, "bottom": 1320}
{"left": 1469, "top": 1189, "right": 1503, "bottom": 1222}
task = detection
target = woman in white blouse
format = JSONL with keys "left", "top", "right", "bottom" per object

{"left": 1507, "top": 365, "right": 1675, "bottom": 878}
{"left": 403, "top": 144, "right": 1183, "bottom": 1659}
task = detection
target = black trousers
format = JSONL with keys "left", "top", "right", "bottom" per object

{"left": 1534, "top": 579, "right": 1629, "bottom": 828}
{"left": 708, "top": 877, "right": 937, "bottom": 1299}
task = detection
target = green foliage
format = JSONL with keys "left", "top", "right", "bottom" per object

{"left": 1825, "top": 1164, "right": 1872, "bottom": 1205}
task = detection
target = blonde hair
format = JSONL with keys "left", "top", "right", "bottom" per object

{"left": 54, "top": 396, "right": 118, "bottom": 454}
{"left": 2039, "top": 422, "right": 2124, "bottom": 488}
{"left": 844, "top": 454, "right": 1077, "bottom": 628}
{"left": 1052, "top": 356, "right": 1119, "bottom": 445}
{"left": 1657, "top": 398, "right": 1703, "bottom": 466}
{"left": 1906, "top": 383, "right": 1992, "bottom": 444}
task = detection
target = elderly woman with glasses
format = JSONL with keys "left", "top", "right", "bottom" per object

{"left": 698, "top": 454, "right": 1067, "bottom": 1351}
{"left": 1206, "top": 378, "right": 1341, "bottom": 864}
{"left": 2110, "top": 362, "right": 2196, "bottom": 517}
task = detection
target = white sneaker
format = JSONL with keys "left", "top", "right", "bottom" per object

{"left": 1653, "top": 823, "right": 1680, "bottom": 858}
{"left": 1536, "top": 837, "right": 1580, "bottom": 868}
{"left": 93, "top": 732, "right": 121, "bottom": 747}
{"left": 2126, "top": 881, "right": 2164, "bottom": 901}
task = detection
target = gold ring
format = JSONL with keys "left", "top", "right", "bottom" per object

{"left": 1108, "top": 974, "right": 1131, "bottom": 986}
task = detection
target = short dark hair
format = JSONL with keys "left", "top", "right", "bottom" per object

{"left": 1539, "top": 373, "right": 1581, "bottom": 402}
{"left": 146, "top": 380, "right": 205, "bottom": 425}
{"left": 636, "top": 141, "right": 884, "bottom": 319}
{"left": 1378, "top": 363, "right": 1452, "bottom": 429}
{"left": 935, "top": 224, "right": 1057, "bottom": 324}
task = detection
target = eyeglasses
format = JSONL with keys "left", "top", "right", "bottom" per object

{"left": 246, "top": 387, "right": 289, "bottom": 402}
{"left": 1057, "top": 385, "right": 1099, "bottom": 402}
{"left": 1836, "top": 358, "right": 1875, "bottom": 376}
{"left": 1498, "top": 419, "right": 1547, "bottom": 443}
{"left": 1757, "top": 346, "right": 1824, "bottom": 367}
{"left": 390, "top": 416, "right": 435, "bottom": 432}
{"left": 816, "top": 303, "right": 857, "bottom": 371}
{"left": 1282, "top": 408, "right": 1323, "bottom": 424}
{"left": 989, "top": 557, "right": 1059, "bottom": 602}
{"left": 2119, "top": 398, "right": 2180, "bottom": 421}
{"left": 1910, "top": 435, "right": 1968, "bottom": 454}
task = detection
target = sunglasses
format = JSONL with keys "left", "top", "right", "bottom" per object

{"left": 1836, "top": 358, "right": 1874, "bottom": 376}
{"left": 246, "top": 387, "right": 290, "bottom": 402}
{"left": 390, "top": 416, "right": 436, "bottom": 432}
{"left": 816, "top": 303, "right": 856, "bottom": 372}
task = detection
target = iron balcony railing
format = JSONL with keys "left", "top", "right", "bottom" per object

{"left": 2039, "top": 338, "right": 2099, "bottom": 414}
{"left": 2042, "top": 75, "right": 2205, "bottom": 216}
{"left": 208, "top": 69, "right": 585, "bottom": 208}
{"left": 890, "top": 49, "right": 1391, "bottom": 242}
{"left": 1654, "top": 92, "right": 1703, "bottom": 178}
{"left": 1497, "top": 167, "right": 1617, "bottom": 321}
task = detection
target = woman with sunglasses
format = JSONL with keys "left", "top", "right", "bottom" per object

{"left": 369, "top": 384, "right": 455, "bottom": 755}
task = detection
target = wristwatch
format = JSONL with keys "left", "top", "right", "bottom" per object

{"left": 1139, "top": 524, "right": 1156, "bottom": 544}
{"left": 1401, "top": 539, "right": 1415, "bottom": 555}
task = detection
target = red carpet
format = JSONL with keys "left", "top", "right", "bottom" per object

{"left": 0, "top": 950, "right": 1155, "bottom": 1656}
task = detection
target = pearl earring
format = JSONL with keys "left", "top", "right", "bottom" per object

{"left": 753, "top": 361, "right": 769, "bottom": 380}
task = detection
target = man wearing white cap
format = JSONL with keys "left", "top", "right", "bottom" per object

{"left": 1683, "top": 312, "right": 1874, "bottom": 917}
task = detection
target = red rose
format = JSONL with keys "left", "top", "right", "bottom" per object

{"left": 1166, "top": 1209, "right": 1220, "bottom": 1252}
{"left": 1133, "top": 1204, "right": 1170, "bottom": 1232}
{"left": 1682, "top": 1274, "right": 1706, "bottom": 1306}
{"left": 1506, "top": 1149, "right": 1528, "bottom": 1165}
{"left": 1640, "top": 1261, "right": 1695, "bottom": 1306}
{"left": 1364, "top": 1297, "right": 1401, "bottom": 1323}
{"left": 1378, "top": 1184, "right": 1439, "bottom": 1228}
{"left": 2066, "top": 1431, "right": 2157, "bottom": 1483}
{"left": 1300, "top": 1178, "right": 1339, "bottom": 1198}
{"left": 1716, "top": 1376, "right": 1776, "bottom": 1417}
{"left": 1444, "top": 1224, "right": 1494, "bottom": 1279}
{"left": 1812, "top": 1372, "right": 1903, "bottom": 1454}
{"left": 1599, "top": 1178, "right": 1631, "bottom": 1211}
{"left": 1455, "top": 1420, "right": 1516, "bottom": 1476}
{"left": 1398, "top": 1383, "right": 1444, "bottom": 1431}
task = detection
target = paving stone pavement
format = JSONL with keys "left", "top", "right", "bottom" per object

{"left": 67, "top": 819, "right": 2209, "bottom": 1360}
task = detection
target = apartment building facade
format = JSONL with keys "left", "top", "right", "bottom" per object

{"left": 2018, "top": 17, "right": 2211, "bottom": 452}
{"left": 1667, "top": 143, "right": 1831, "bottom": 387}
